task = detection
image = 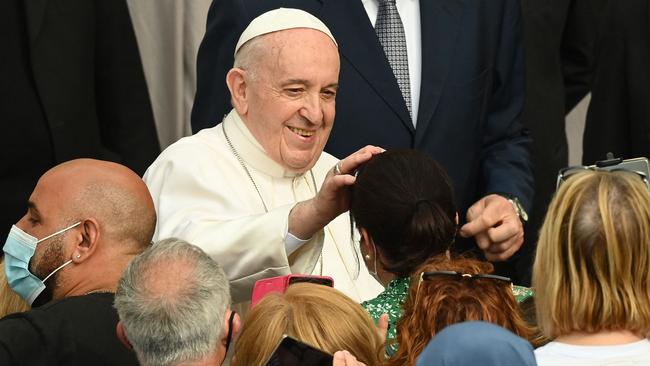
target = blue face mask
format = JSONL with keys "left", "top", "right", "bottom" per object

{"left": 3, "top": 222, "right": 80, "bottom": 305}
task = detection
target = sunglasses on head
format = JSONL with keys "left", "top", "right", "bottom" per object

{"left": 556, "top": 156, "right": 650, "bottom": 190}
{"left": 414, "top": 270, "right": 513, "bottom": 302}
{"left": 420, "top": 270, "right": 512, "bottom": 283}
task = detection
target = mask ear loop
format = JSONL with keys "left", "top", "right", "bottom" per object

{"left": 372, "top": 241, "right": 379, "bottom": 276}
{"left": 42, "top": 259, "right": 73, "bottom": 283}
{"left": 36, "top": 222, "right": 81, "bottom": 244}
{"left": 39, "top": 222, "right": 82, "bottom": 283}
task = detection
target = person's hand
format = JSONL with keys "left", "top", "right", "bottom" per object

{"left": 289, "top": 145, "right": 384, "bottom": 239}
{"left": 459, "top": 194, "right": 523, "bottom": 261}
{"left": 333, "top": 351, "right": 367, "bottom": 366}
{"left": 313, "top": 145, "right": 385, "bottom": 222}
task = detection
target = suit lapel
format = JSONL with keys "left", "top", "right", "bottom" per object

{"left": 414, "top": 0, "right": 465, "bottom": 145}
{"left": 319, "top": 0, "right": 414, "bottom": 133}
{"left": 24, "top": 0, "right": 49, "bottom": 45}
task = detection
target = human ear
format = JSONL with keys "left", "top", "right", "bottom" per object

{"left": 72, "top": 219, "right": 100, "bottom": 263}
{"left": 359, "top": 228, "right": 375, "bottom": 256}
{"left": 116, "top": 322, "right": 134, "bottom": 351}
{"left": 221, "top": 310, "right": 241, "bottom": 345}
{"left": 226, "top": 68, "right": 249, "bottom": 116}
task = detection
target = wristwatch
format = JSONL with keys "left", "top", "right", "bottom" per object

{"left": 497, "top": 194, "right": 528, "bottom": 224}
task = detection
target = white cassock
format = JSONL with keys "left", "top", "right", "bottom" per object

{"left": 144, "top": 109, "right": 383, "bottom": 305}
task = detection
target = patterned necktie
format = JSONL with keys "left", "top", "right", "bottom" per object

{"left": 375, "top": 0, "right": 412, "bottom": 119}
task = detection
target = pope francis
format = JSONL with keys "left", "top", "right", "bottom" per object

{"left": 143, "top": 8, "right": 383, "bottom": 304}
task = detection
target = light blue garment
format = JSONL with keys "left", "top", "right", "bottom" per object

{"left": 3, "top": 223, "right": 79, "bottom": 304}
{"left": 416, "top": 321, "right": 537, "bottom": 366}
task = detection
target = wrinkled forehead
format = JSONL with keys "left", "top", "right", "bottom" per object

{"left": 256, "top": 29, "right": 340, "bottom": 81}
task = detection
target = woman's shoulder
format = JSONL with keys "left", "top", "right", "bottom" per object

{"left": 362, "top": 277, "right": 410, "bottom": 319}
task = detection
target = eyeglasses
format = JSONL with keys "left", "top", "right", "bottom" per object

{"left": 557, "top": 166, "right": 650, "bottom": 190}
{"left": 415, "top": 271, "right": 513, "bottom": 303}
{"left": 420, "top": 271, "right": 512, "bottom": 283}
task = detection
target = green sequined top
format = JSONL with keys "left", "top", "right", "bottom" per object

{"left": 361, "top": 277, "right": 534, "bottom": 356}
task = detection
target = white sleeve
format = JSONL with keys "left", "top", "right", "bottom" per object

{"left": 143, "top": 145, "right": 323, "bottom": 303}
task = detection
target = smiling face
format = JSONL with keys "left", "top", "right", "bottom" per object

{"left": 233, "top": 28, "right": 340, "bottom": 173}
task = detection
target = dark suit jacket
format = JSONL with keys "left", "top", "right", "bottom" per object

{"left": 192, "top": 0, "right": 534, "bottom": 264}
{"left": 517, "top": 0, "right": 604, "bottom": 284}
{"left": 583, "top": 0, "right": 650, "bottom": 164}
{"left": 1, "top": 0, "right": 159, "bottom": 241}
{"left": 193, "top": 0, "right": 533, "bottom": 211}
{"left": 20, "top": 0, "right": 160, "bottom": 170}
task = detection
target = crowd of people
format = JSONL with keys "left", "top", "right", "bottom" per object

{"left": 1, "top": 3, "right": 650, "bottom": 366}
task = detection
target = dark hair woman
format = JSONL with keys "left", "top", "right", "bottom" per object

{"left": 351, "top": 149, "right": 533, "bottom": 355}
{"left": 351, "top": 149, "right": 457, "bottom": 354}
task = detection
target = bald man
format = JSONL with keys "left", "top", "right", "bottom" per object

{"left": 0, "top": 159, "right": 155, "bottom": 365}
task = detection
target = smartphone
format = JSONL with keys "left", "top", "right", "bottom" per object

{"left": 265, "top": 335, "right": 333, "bottom": 366}
{"left": 557, "top": 156, "right": 650, "bottom": 190}
{"left": 251, "top": 274, "right": 334, "bottom": 307}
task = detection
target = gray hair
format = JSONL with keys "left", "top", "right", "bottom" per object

{"left": 114, "top": 238, "right": 231, "bottom": 366}
{"left": 233, "top": 35, "right": 268, "bottom": 81}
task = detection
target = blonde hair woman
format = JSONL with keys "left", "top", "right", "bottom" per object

{"left": 232, "top": 283, "right": 383, "bottom": 366}
{"left": 533, "top": 171, "right": 650, "bottom": 365}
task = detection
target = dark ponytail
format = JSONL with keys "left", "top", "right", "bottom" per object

{"left": 350, "top": 150, "right": 457, "bottom": 278}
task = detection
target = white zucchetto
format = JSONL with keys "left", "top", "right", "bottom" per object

{"left": 234, "top": 8, "right": 338, "bottom": 56}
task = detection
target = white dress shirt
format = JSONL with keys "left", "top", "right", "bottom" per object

{"left": 362, "top": 0, "right": 422, "bottom": 126}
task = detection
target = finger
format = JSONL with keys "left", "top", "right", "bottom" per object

{"left": 460, "top": 213, "right": 498, "bottom": 238}
{"left": 474, "top": 232, "right": 492, "bottom": 251}
{"left": 377, "top": 314, "right": 389, "bottom": 342}
{"left": 339, "top": 146, "right": 384, "bottom": 174}
{"left": 343, "top": 351, "right": 364, "bottom": 366}
{"left": 484, "top": 233, "right": 521, "bottom": 254}
{"left": 460, "top": 198, "right": 513, "bottom": 238}
{"left": 486, "top": 217, "right": 521, "bottom": 244}
{"left": 333, "top": 351, "right": 345, "bottom": 366}
{"left": 357, "top": 144, "right": 385, "bottom": 155}
{"left": 321, "top": 174, "right": 356, "bottom": 194}
{"left": 485, "top": 235, "right": 523, "bottom": 261}
{"left": 465, "top": 201, "right": 484, "bottom": 222}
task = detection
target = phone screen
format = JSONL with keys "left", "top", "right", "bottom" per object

{"left": 288, "top": 276, "right": 333, "bottom": 287}
{"left": 265, "top": 336, "right": 333, "bottom": 366}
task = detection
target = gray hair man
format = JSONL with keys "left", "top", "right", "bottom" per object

{"left": 115, "top": 238, "right": 239, "bottom": 366}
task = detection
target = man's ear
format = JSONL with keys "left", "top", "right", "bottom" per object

{"left": 226, "top": 68, "right": 249, "bottom": 116}
{"left": 231, "top": 311, "right": 242, "bottom": 341}
{"left": 72, "top": 218, "right": 100, "bottom": 264}
{"left": 221, "top": 310, "right": 241, "bottom": 345}
{"left": 116, "top": 321, "right": 134, "bottom": 351}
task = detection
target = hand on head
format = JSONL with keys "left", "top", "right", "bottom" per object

{"left": 289, "top": 145, "right": 384, "bottom": 239}
{"left": 314, "top": 145, "right": 385, "bottom": 220}
{"left": 459, "top": 194, "right": 523, "bottom": 261}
